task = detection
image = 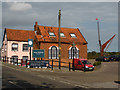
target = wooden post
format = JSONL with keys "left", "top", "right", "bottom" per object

{"left": 52, "top": 60, "right": 53, "bottom": 70}
{"left": 58, "top": 10, "right": 61, "bottom": 70}
{"left": 69, "top": 62, "right": 70, "bottom": 71}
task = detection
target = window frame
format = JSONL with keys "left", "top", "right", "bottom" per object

{"left": 48, "top": 46, "right": 59, "bottom": 59}
{"left": 12, "top": 43, "right": 18, "bottom": 51}
{"left": 69, "top": 47, "right": 79, "bottom": 59}
{"left": 70, "top": 33, "right": 77, "bottom": 38}
{"left": 22, "top": 56, "right": 28, "bottom": 61}
{"left": 49, "top": 32, "right": 56, "bottom": 37}
{"left": 11, "top": 56, "right": 18, "bottom": 63}
{"left": 60, "top": 33, "right": 65, "bottom": 37}
{"left": 23, "top": 44, "right": 28, "bottom": 51}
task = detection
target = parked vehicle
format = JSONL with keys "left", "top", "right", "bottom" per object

{"left": 116, "top": 55, "right": 120, "bottom": 61}
{"left": 109, "top": 55, "right": 120, "bottom": 61}
{"left": 73, "top": 59, "right": 94, "bottom": 71}
{"left": 96, "top": 56, "right": 110, "bottom": 62}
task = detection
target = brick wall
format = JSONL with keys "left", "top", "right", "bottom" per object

{"left": 34, "top": 42, "right": 87, "bottom": 66}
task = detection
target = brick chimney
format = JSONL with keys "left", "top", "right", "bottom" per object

{"left": 34, "top": 21, "right": 41, "bottom": 35}
{"left": 34, "top": 21, "right": 38, "bottom": 31}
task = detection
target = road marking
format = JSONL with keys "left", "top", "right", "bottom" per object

{"left": 9, "top": 81, "right": 25, "bottom": 89}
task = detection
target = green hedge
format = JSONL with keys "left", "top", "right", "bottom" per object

{"left": 93, "top": 61, "right": 101, "bottom": 66}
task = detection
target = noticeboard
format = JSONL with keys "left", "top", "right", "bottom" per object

{"left": 29, "top": 60, "right": 49, "bottom": 67}
{"left": 32, "top": 49, "right": 45, "bottom": 58}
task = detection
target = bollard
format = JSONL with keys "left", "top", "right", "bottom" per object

{"left": 17, "top": 58, "right": 18, "bottom": 66}
{"left": 21, "top": 59, "right": 22, "bottom": 66}
{"left": 26, "top": 59, "right": 27, "bottom": 68}
{"left": 84, "top": 61, "right": 86, "bottom": 72}
{"left": 3, "top": 57, "right": 4, "bottom": 62}
{"left": 5, "top": 56, "right": 6, "bottom": 63}
{"left": 41, "top": 60, "right": 42, "bottom": 68}
{"left": 69, "top": 62, "right": 70, "bottom": 71}
{"left": 7, "top": 57, "right": 8, "bottom": 63}
{"left": 52, "top": 60, "right": 53, "bottom": 70}
{"left": 59, "top": 60, "right": 61, "bottom": 70}
{"left": 13, "top": 57, "right": 14, "bottom": 65}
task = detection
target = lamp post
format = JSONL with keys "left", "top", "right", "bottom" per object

{"left": 72, "top": 42, "right": 75, "bottom": 71}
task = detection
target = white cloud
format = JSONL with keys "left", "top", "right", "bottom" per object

{"left": 9, "top": 2, "right": 32, "bottom": 11}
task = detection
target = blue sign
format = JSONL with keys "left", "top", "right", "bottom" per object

{"left": 28, "top": 39, "right": 33, "bottom": 47}
{"left": 32, "top": 49, "right": 45, "bottom": 58}
{"left": 29, "top": 60, "right": 50, "bottom": 68}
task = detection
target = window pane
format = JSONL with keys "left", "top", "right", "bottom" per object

{"left": 49, "top": 32, "right": 55, "bottom": 37}
{"left": 69, "top": 47, "right": 79, "bottom": 59}
{"left": 23, "top": 56, "right": 28, "bottom": 61}
{"left": 12, "top": 44, "right": 18, "bottom": 48}
{"left": 60, "top": 33, "right": 65, "bottom": 37}
{"left": 12, "top": 56, "right": 18, "bottom": 63}
{"left": 12, "top": 43, "right": 18, "bottom": 51}
{"left": 23, "top": 44, "right": 28, "bottom": 51}
{"left": 70, "top": 33, "right": 76, "bottom": 37}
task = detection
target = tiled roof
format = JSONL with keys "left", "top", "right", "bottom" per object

{"left": 36, "top": 26, "right": 87, "bottom": 44}
{"left": 5, "top": 28, "right": 35, "bottom": 41}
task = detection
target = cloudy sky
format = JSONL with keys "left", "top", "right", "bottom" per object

{"left": 0, "top": 1, "right": 119, "bottom": 52}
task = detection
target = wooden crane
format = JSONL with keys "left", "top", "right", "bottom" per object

{"left": 96, "top": 18, "right": 116, "bottom": 56}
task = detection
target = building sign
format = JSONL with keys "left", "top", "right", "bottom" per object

{"left": 28, "top": 39, "right": 33, "bottom": 47}
{"left": 32, "top": 49, "right": 45, "bottom": 58}
{"left": 29, "top": 60, "right": 49, "bottom": 68}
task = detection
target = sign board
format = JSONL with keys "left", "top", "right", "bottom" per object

{"left": 29, "top": 60, "right": 49, "bottom": 68}
{"left": 32, "top": 49, "right": 45, "bottom": 58}
{"left": 28, "top": 39, "right": 33, "bottom": 47}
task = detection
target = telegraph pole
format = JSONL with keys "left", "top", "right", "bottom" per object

{"left": 58, "top": 10, "right": 61, "bottom": 69}
{"left": 96, "top": 18, "right": 102, "bottom": 56}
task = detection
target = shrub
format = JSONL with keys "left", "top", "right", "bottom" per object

{"left": 93, "top": 61, "right": 101, "bottom": 66}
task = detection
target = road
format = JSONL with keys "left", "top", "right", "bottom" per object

{"left": 2, "top": 61, "right": 120, "bottom": 89}
{"left": 2, "top": 63, "right": 81, "bottom": 89}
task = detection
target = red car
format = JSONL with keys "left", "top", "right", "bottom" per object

{"left": 73, "top": 59, "right": 94, "bottom": 71}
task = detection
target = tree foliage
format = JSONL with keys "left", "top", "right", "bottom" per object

{"left": 87, "top": 51, "right": 120, "bottom": 59}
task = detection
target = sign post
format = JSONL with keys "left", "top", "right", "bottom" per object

{"left": 29, "top": 49, "right": 45, "bottom": 68}
{"left": 28, "top": 39, "right": 33, "bottom": 61}
{"left": 32, "top": 49, "right": 45, "bottom": 58}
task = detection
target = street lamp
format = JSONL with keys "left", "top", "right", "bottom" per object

{"left": 72, "top": 42, "right": 75, "bottom": 71}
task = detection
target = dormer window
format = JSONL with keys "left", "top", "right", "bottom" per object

{"left": 70, "top": 33, "right": 76, "bottom": 38}
{"left": 60, "top": 33, "right": 65, "bottom": 37}
{"left": 49, "top": 32, "right": 56, "bottom": 37}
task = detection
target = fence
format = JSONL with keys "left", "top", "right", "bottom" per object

{"left": 2, "top": 57, "right": 75, "bottom": 71}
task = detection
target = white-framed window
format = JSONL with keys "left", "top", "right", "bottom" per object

{"left": 12, "top": 43, "right": 18, "bottom": 51}
{"left": 11, "top": 56, "right": 18, "bottom": 63}
{"left": 48, "top": 46, "right": 59, "bottom": 59}
{"left": 60, "top": 33, "right": 65, "bottom": 37}
{"left": 69, "top": 47, "right": 79, "bottom": 59}
{"left": 23, "top": 56, "right": 28, "bottom": 61}
{"left": 23, "top": 44, "right": 28, "bottom": 51}
{"left": 49, "top": 32, "right": 56, "bottom": 37}
{"left": 70, "top": 33, "right": 77, "bottom": 38}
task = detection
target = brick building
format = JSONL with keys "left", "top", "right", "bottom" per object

{"left": 1, "top": 22, "right": 87, "bottom": 65}
{"left": 33, "top": 22, "right": 87, "bottom": 64}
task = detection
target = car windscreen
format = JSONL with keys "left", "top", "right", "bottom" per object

{"left": 81, "top": 60, "right": 91, "bottom": 64}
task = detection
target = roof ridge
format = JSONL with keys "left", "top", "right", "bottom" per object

{"left": 38, "top": 25, "right": 78, "bottom": 29}
{"left": 6, "top": 28, "right": 34, "bottom": 32}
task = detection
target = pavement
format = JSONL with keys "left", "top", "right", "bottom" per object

{"left": 2, "top": 61, "right": 120, "bottom": 89}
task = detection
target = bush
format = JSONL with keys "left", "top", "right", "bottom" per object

{"left": 93, "top": 61, "right": 101, "bottom": 66}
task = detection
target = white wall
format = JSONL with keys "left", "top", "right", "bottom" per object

{"left": 7, "top": 41, "right": 33, "bottom": 60}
